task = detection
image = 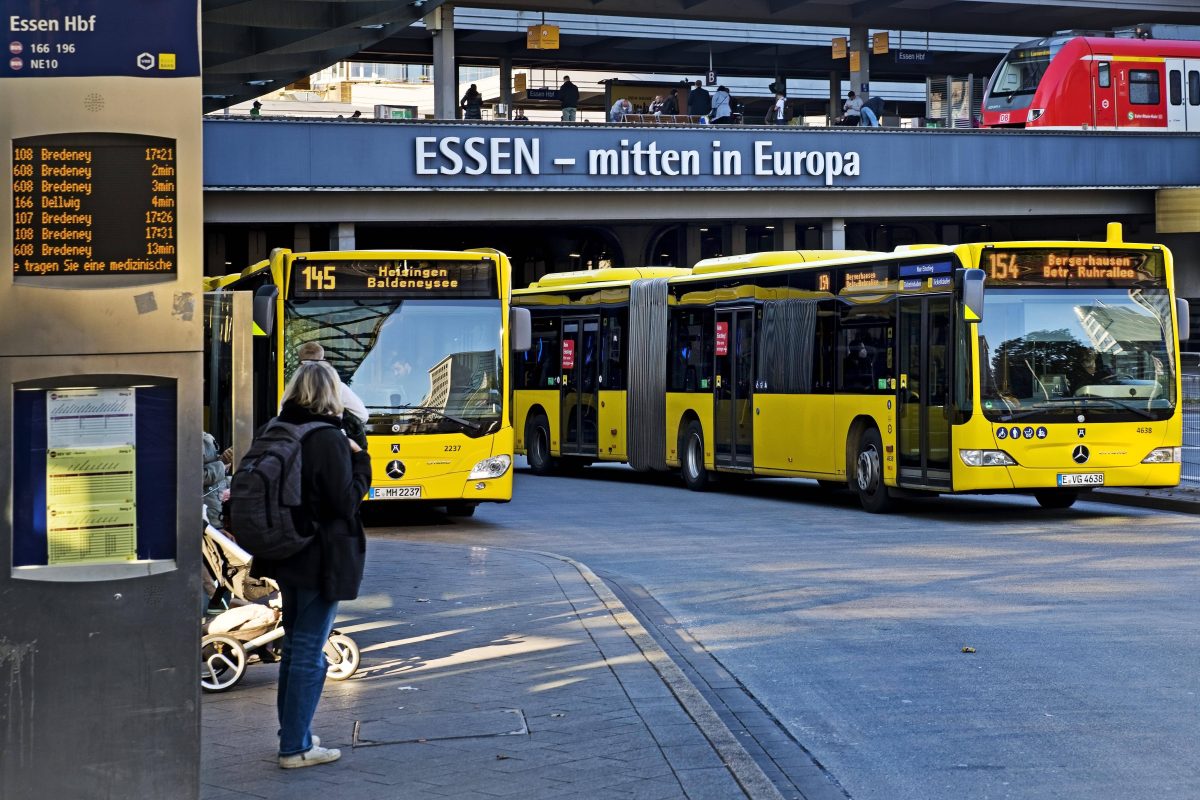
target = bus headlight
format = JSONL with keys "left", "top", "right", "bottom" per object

{"left": 1141, "top": 447, "right": 1181, "bottom": 464}
{"left": 469, "top": 454, "right": 512, "bottom": 479}
{"left": 959, "top": 449, "right": 1017, "bottom": 467}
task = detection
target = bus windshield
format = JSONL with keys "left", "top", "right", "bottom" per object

{"left": 978, "top": 288, "right": 1176, "bottom": 423}
{"left": 284, "top": 298, "right": 503, "bottom": 436}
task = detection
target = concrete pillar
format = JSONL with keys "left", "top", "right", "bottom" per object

{"left": 829, "top": 70, "right": 841, "bottom": 126}
{"left": 294, "top": 223, "right": 311, "bottom": 252}
{"left": 823, "top": 218, "right": 846, "bottom": 250}
{"left": 248, "top": 229, "right": 268, "bottom": 263}
{"left": 775, "top": 221, "right": 797, "bottom": 251}
{"left": 335, "top": 222, "right": 356, "bottom": 251}
{"left": 429, "top": 4, "right": 456, "bottom": 120}
{"left": 849, "top": 26, "right": 870, "bottom": 99}
{"left": 685, "top": 225, "right": 703, "bottom": 268}
{"left": 499, "top": 57, "right": 513, "bottom": 120}
{"left": 730, "top": 223, "right": 748, "bottom": 255}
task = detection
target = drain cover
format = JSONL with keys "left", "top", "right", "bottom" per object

{"left": 353, "top": 709, "right": 527, "bottom": 747}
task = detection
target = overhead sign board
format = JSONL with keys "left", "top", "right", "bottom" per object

{"left": 872, "top": 32, "right": 889, "bottom": 55}
{"left": 2, "top": 0, "right": 199, "bottom": 78}
{"left": 894, "top": 50, "right": 933, "bottom": 65}
{"left": 527, "top": 24, "right": 560, "bottom": 50}
{"left": 832, "top": 37, "right": 847, "bottom": 59}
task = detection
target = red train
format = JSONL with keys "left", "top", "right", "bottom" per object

{"left": 981, "top": 31, "right": 1200, "bottom": 131}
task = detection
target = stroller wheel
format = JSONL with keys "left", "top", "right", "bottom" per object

{"left": 201, "top": 634, "right": 247, "bottom": 693}
{"left": 324, "top": 632, "right": 361, "bottom": 681}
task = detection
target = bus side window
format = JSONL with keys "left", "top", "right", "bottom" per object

{"left": 1098, "top": 62, "right": 1110, "bottom": 88}
{"left": 525, "top": 315, "right": 559, "bottom": 389}
{"left": 602, "top": 309, "right": 627, "bottom": 390}
{"left": 669, "top": 308, "right": 711, "bottom": 392}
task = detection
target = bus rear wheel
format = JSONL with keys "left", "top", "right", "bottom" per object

{"left": 853, "top": 428, "right": 893, "bottom": 514}
{"left": 1034, "top": 490, "right": 1078, "bottom": 509}
{"left": 526, "top": 413, "right": 556, "bottom": 475}
{"left": 681, "top": 420, "right": 710, "bottom": 491}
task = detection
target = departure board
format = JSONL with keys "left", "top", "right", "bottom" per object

{"left": 12, "top": 132, "right": 177, "bottom": 281}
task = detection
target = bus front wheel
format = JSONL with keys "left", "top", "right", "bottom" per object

{"left": 681, "top": 420, "right": 710, "bottom": 492}
{"left": 1034, "top": 490, "right": 1078, "bottom": 509}
{"left": 853, "top": 428, "right": 893, "bottom": 513}
{"left": 526, "top": 413, "right": 556, "bottom": 475}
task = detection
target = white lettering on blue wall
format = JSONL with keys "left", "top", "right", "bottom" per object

{"left": 415, "top": 137, "right": 540, "bottom": 176}
{"left": 753, "top": 142, "right": 860, "bottom": 186}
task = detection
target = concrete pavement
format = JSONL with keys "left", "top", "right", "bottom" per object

{"left": 201, "top": 539, "right": 786, "bottom": 800}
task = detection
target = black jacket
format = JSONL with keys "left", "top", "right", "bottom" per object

{"left": 688, "top": 86, "right": 711, "bottom": 116}
{"left": 559, "top": 81, "right": 579, "bottom": 109}
{"left": 251, "top": 402, "right": 373, "bottom": 601}
{"left": 662, "top": 93, "right": 679, "bottom": 115}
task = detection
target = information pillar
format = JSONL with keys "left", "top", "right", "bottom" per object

{"left": 0, "top": 2, "right": 203, "bottom": 797}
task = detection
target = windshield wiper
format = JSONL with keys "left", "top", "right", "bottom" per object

{"left": 994, "top": 397, "right": 1156, "bottom": 421}
{"left": 366, "top": 404, "right": 483, "bottom": 431}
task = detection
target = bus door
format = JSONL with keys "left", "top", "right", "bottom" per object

{"left": 1092, "top": 57, "right": 1117, "bottom": 128}
{"left": 1166, "top": 59, "right": 1200, "bottom": 131}
{"left": 560, "top": 316, "right": 600, "bottom": 457}
{"left": 713, "top": 308, "right": 754, "bottom": 470}
{"left": 897, "top": 295, "right": 953, "bottom": 488}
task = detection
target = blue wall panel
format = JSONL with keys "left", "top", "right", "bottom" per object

{"left": 203, "top": 118, "right": 1200, "bottom": 191}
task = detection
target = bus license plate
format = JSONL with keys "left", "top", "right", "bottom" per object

{"left": 1057, "top": 473, "right": 1104, "bottom": 487}
{"left": 371, "top": 486, "right": 422, "bottom": 499}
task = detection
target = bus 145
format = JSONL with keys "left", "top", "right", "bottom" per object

{"left": 207, "top": 248, "right": 530, "bottom": 517}
{"left": 982, "top": 27, "right": 1200, "bottom": 130}
{"left": 512, "top": 224, "right": 1186, "bottom": 512}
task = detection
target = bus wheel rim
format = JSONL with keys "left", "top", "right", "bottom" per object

{"left": 857, "top": 445, "right": 880, "bottom": 493}
{"left": 686, "top": 433, "right": 701, "bottom": 478}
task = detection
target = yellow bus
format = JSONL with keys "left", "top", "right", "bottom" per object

{"left": 512, "top": 224, "right": 1186, "bottom": 511}
{"left": 207, "top": 248, "right": 530, "bottom": 516}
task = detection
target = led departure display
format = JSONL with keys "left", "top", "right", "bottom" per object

{"left": 291, "top": 258, "right": 499, "bottom": 299}
{"left": 12, "top": 132, "right": 177, "bottom": 280}
{"left": 983, "top": 248, "right": 1164, "bottom": 286}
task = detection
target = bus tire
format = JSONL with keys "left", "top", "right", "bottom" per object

{"left": 446, "top": 502, "right": 477, "bottom": 517}
{"left": 1034, "top": 490, "right": 1078, "bottom": 509}
{"left": 853, "top": 427, "right": 893, "bottom": 513}
{"left": 681, "top": 420, "right": 710, "bottom": 492}
{"left": 526, "top": 412, "right": 556, "bottom": 475}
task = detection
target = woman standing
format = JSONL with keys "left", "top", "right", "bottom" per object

{"left": 252, "top": 361, "right": 372, "bottom": 769}
{"left": 709, "top": 86, "right": 733, "bottom": 124}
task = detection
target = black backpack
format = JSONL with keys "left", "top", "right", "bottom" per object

{"left": 227, "top": 420, "right": 333, "bottom": 560}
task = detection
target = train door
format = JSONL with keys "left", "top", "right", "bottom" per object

{"left": 713, "top": 308, "right": 754, "bottom": 470}
{"left": 560, "top": 316, "right": 600, "bottom": 457}
{"left": 1166, "top": 59, "right": 1200, "bottom": 131}
{"left": 1092, "top": 57, "right": 1117, "bottom": 128}
{"left": 896, "top": 295, "right": 953, "bottom": 488}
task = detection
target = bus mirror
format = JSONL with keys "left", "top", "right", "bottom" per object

{"left": 511, "top": 307, "right": 532, "bottom": 352}
{"left": 960, "top": 268, "right": 985, "bottom": 323}
{"left": 253, "top": 285, "right": 278, "bottom": 336}
{"left": 1177, "top": 297, "right": 1190, "bottom": 342}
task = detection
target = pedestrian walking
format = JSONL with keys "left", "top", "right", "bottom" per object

{"left": 709, "top": 85, "right": 733, "bottom": 124}
{"left": 662, "top": 88, "right": 679, "bottom": 116}
{"left": 461, "top": 84, "right": 483, "bottom": 120}
{"left": 688, "top": 80, "right": 712, "bottom": 118}
{"left": 250, "top": 361, "right": 372, "bottom": 768}
{"left": 559, "top": 75, "right": 580, "bottom": 121}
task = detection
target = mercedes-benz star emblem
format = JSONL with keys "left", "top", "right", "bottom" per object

{"left": 386, "top": 460, "right": 406, "bottom": 479}
{"left": 1071, "top": 445, "right": 1090, "bottom": 464}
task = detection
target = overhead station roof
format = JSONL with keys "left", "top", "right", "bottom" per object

{"left": 202, "top": 0, "right": 1200, "bottom": 111}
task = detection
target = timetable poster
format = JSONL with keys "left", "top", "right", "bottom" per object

{"left": 45, "top": 388, "right": 137, "bottom": 564}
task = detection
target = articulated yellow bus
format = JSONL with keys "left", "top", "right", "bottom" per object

{"left": 512, "top": 224, "right": 1185, "bottom": 511}
{"left": 207, "top": 248, "right": 530, "bottom": 516}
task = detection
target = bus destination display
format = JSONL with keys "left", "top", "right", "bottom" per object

{"left": 12, "top": 133, "right": 177, "bottom": 280}
{"left": 984, "top": 248, "right": 1162, "bottom": 286}
{"left": 292, "top": 259, "right": 499, "bottom": 299}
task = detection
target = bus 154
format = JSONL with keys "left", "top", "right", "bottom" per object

{"left": 982, "top": 28, "right": 1200, "bottom": 130}
{"left": 512, "top": 224, "right": 1186, "bottom": 512}
{"left": 206, "top": 248, "right": 530, "bottom": 517}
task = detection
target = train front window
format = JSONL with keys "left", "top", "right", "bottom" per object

{"left": 984, "top": 46, "right": 1055, "bottom": 110}
{"left": 977, "top": 288, "right": 1176, "bottom": 423}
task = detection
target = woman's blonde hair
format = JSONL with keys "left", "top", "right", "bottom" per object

{"left": 282, "top": 360, "right": 344, "bottom": 417}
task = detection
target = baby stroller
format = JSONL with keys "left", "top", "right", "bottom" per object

{"left": 201, "top": 522, "right": 361, "bottom": 693}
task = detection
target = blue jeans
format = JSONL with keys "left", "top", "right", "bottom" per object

{"left": 277, "top": 585, "right": 339, "bottom": 756}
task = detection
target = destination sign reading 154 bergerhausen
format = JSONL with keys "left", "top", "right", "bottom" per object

{"left": 12, "top": 133, "right": 177, "bottom": 279}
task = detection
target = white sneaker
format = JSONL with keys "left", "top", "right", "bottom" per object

{"left": 279, "top": 745, "right": 341, "bottom": 769}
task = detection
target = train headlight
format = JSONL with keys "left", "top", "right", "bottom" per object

{"left": 469, "top": 454, "right": 512, "bottom": 479}
{"left": 959, "top": 449, "right": 1017, "bottom": 467}
{"left": 1141, "top": 447, "right": 1181, "bottom": 464}
{"left": 1028, "top": 108, "right": 1045, "bottom": 121}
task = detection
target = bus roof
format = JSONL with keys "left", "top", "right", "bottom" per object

{"left": 691, "top": 250, "right": 875, "bottom": 275}
{"left": 523, "top": 266, "right": 689, "bottom": 290}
